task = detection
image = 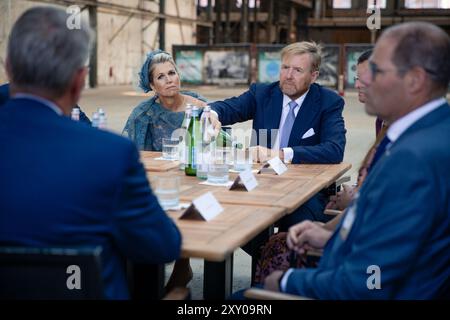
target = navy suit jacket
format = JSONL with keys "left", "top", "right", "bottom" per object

{"left": 210, "top": 82, "right": 346, "bottom": 164}
{"left": 0, "top": 98, "right": 181, "bottom": 299}
{"left": 285, "top": 103, "right": 450, "bottom": 299}
{"left": 0, "top": 83, "right": 91, "bottom": 125}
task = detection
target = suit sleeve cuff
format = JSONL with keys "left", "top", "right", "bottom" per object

{"left": 280, "top": 268, "right": 294, "bottom": 292}
{"left": 282, "top": 148, "right": 294, "bottom": 164}
{"left": 210, "top": 110, "right": 219, "bottom": 119}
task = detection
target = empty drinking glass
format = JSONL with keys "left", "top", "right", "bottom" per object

{"left": 162, "top": 138, "right": 179, "bottom": 160}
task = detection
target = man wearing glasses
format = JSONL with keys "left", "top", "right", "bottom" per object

{"left": 264, "top": 21, "right": 450, "bottom": 299}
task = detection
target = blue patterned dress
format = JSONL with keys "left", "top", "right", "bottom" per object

{"left": 122, "top": 91, "right": 207, "bottom": 151}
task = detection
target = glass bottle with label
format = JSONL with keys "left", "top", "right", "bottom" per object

{"left": 179, "top": 104, "right": 192, "bottom": 170}
{"left": 185, "top": 106, "right": 201, "bottom": 176}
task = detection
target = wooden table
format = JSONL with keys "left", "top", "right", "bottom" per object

{"left": 147, "top": 163, "right": 351, "bottom": 214}
{"left": 166, "top": 204, "right": 285, "bottom": 300}
{"left": 140, "top": 151, "right": 180, "bottom": 172}
{"left": 141, "top": 152, "right": 351, "bottom": 299}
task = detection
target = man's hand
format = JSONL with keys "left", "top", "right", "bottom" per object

{"left": 209, "top": 110, "right": 222, "bottom": 138}
{"left": 325, "top": 184, "right": 355, "bottom": 210}
{"left": 264, "top": 270, "right": 284, "bottom": 292}
{"left": 286, "top": 220, "right": 332, "bottom": 255}
{"left": 250, "top": 146, "right": 282, "bottom": 163}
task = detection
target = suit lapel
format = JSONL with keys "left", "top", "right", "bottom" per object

{"left": 289, "top": 83, "right": 321, "bottom": 145}
{"left": 395, "top": 103, "right": 450, "bottom": 145}
{"left": 266, "top": 85, "right": 283, "bottom": 130}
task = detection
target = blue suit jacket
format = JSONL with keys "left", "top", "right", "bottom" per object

{"left": 0, "top": 83, "right": 91, "bottom": 125}
{"left": 0, "top": 98, "right": 181, "bottom": 299}
{"left": 286, "top": 103, "right": 450, "bottom": 299}
{"left": 210, "top": 82, "right": 346, "bottom": 164}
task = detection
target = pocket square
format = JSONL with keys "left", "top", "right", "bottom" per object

{"left": 302, "top": 128, "right": 315, "bottom": 139}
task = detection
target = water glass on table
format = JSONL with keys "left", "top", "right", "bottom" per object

{"left": 152, "top": 176, "right": 180, "bottom": 210}
{"left": 233, "top": 148, "right": 253, "bottom": 172}
{"left": 162, "top": 138, "right": 179, "bottom": 160}
{"left": 207, "top": 163, "right": 229, "bottom": 184}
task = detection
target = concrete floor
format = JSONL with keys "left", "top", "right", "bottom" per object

{"left": 78, "top": 84, "right": 376, "bottom": 299}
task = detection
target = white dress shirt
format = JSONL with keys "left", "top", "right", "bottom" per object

{"left": 386, "top": 97, "right": 447, "bottom": 143}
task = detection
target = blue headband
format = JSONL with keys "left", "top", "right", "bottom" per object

{"left": 138, "top": 49, "right": 170, "bottom": 92}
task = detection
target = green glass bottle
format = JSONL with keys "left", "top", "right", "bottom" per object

{"left": 215, "top": 129, "right": 243, "bottom": 149}
{"left": 185, "top": 106, "right": 201, "bottom": 176}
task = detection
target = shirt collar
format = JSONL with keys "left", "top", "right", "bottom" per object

{"left": 13, "top": 93, "right": 63, "bottom": 116}
{"left": 282, "top": 89, "right": 309, "bottom": 109}
{"left": 387, "top": 97, "right": 447, "bottom": 143}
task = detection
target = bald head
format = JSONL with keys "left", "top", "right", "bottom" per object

{"left": 381, "top": 22, "right": 450, "bottom": 92}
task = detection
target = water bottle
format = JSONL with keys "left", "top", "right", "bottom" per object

{"left": 98, "top": 113, "right": 107, "bottom": 129}
{"left": 71, "top": 107, "right": 80, "bottom": 121}
{"left": 179, "top": 104, "right": 192, "bottom": 170}
{"left": 196, "top": 106, "right": 213, "bottom": 179}
{"left": 185, "top": 106, "right": 201, "bottom": 176}
{"left": 91, "top": 112, "right": 100, "bottom": 128}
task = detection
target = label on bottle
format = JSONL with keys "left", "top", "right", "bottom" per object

{"left": 191, "top": 146, "right": 197, "bottom": 169}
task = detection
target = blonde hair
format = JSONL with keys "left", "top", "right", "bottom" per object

{"left": 281, "top": 41, "right": 322, "bottom": 72}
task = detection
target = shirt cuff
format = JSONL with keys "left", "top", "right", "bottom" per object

{"left": 280, "top": 268, "right": 294, "bottom": 292}
{"left": 210, "top": 110, "right": 219, "bottom": 119}
{"left": 282, "top": 148, "right": 294, "bottom": 163}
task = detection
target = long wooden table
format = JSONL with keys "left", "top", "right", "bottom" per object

{"left": 140, "top": 151, "right": 351, "bottom": 299}
{"left": 166, "top": 204, "right": 285, "bottom": 299}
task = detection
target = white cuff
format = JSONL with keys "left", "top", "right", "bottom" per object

{"left": 282, "top": 148, "right": 294, "bottom": 163}
{"left": 210, "top": 110, "right": 219, "bottom": 119}
{"left": 280, "top": 268, "right": 294, "bottom": 292}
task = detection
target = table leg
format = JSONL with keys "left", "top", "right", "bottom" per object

{"left": 203, "top": 254, "right": 233, "bottom": 300}
{"left": 128, "top": 262, "right": 165, "bottom": 300}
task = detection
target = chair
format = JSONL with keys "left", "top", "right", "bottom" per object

{"left": 244, "top": 288, "right": 311, "bottom": 300}
{"left": 0, "top": 246, "right": 103, "bottom": 300}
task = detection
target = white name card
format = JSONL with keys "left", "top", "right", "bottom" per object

{"left": 229, "top": 169, "right": 258, "bottom": 192}
{"left": 257, "top": 157, "right": 288, "bottom": 175}
{"left": 179, "top": 192, "right": 223, "bottom": 221}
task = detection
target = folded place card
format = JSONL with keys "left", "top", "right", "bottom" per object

{"left": 179, "top": 192, "right": 223, "bottom": 221}
{"left": 257, "top": 156, "right": 288, "bottom": 175}
{"left": 229, "top": 169, "right": 258, "bottom": 192}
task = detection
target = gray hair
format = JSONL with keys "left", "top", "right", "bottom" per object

{"left": 280, "top": 41, "right": 322, "bottom": 72}
{"left": 383, "top": 22, "right": 450, "bottom": 89}
{"left": 148, "top": 52, "right": 180, "bottom": 84}
{"left": 7, "top": 6, "right": 92, "bottom": 97}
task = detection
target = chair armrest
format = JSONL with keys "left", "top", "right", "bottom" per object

{"left": 306, "top": 249, "right": 323, "bottom": 257}
{"left": 244, "top": 288, "right": 311, "bottom": 300}
{"left": 324, "top": 209, "right": 342, "bottom": 216}
{"left": 162, "top": 287, "right": 191, "bottom": 300}
{"left": 335, "top": 175, "right": 351, "bottom": 187}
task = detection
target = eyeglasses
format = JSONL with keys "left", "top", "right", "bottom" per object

{"left": 369, "top": 60, "right": 438, "bottom": 81}
{"left": 369, "top": 61, "right": 397, "bottom": 81}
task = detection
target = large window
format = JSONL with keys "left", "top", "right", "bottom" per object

{"left": 405, "top": 0, "right": 450, "bottom": 8}
{"left": 367, "top": 0, "right": 387, "bottom": 9}
{"left": 333, "top": 0, "right": 351, "bottom": 9}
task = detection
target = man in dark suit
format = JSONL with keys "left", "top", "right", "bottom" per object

{"left": 211, "top": 42, "right": 346, "bottom": 229}
{"left": 264, "top": 22, "right": 450, "bottom": 299}
{"left": 210, "top": 41, "right": 346, "bottom": 165}
{"left": 0, "top": 83, "right": 92, "bottom": 125}
{"left": 0, "top": 7, "right": 181, "bottom": 299}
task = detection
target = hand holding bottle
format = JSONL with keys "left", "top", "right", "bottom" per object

{"left": 208, "top": 110, "right": 222, "bottom": 139}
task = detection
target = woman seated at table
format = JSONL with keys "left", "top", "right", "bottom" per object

{"left": 123, "top": 50, "right": 207, "bottom": 151}
{"left": 123, "top": 49, "right": 207, "bottom": 291}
